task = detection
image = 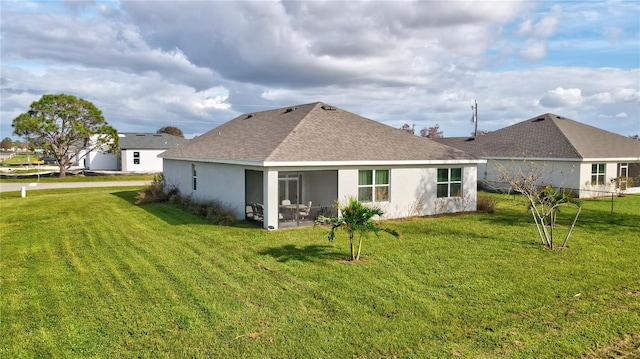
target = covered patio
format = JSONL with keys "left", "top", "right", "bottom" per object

{"left": 245, "top": 169, "right": 338, "bottom": 229}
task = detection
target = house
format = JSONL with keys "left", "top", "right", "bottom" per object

{"left": 159, "top": 102, "right": 485, "bottom": 230}
{"left": 83, "top": 132, "right": 187, "bottom": 172}
{"left": 433, "top": 113, "right": 640, "bottom": 198}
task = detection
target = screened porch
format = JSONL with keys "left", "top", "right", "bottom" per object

{"left": 245, "top": 169, "right": 338, "bottom": 229}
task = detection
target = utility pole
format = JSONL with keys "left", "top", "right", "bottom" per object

{"left": 472, "top": 100, "right": 478, "bottom": 138}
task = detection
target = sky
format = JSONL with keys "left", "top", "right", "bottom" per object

{"left": 1, "top": 0, "right": 639, "bottom": 141}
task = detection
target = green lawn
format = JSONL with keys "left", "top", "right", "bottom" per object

{"left": 0, "top": 174, "right": 155, "bottom": 183}
{"left": 1, "top": 188, "right": 638, "bottom": 358}
{"left": 0, "top": 153, "right": 38, "bottom": 165}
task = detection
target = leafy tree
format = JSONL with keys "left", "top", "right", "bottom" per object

{"left": 0, "top": 137, "right": 13, "bottom": 151}
{"left": 13, "top": 140, "right": 26, "bottom": 152}
{"left": 419, "top": 124, "right": 443, "bottom": 138}
{"left": 316, "top": 197, "right": 400, "bottom": 261}
{"left": 12, "top": 94, "right": 118, "bottom": 178}
{"left": 498, "top": 164, "right": 582, "bottom": 249}
{"left": 400, "top": 123, "right": 415, "bottom": 135}
{"left": 157, "top": 126, "right": 185, "bottom": 138}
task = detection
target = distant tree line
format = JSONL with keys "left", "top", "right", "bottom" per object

{"left": 1, "top": 137, "right": 29, "bottom": 151}
{"left": 157, "top": 126, "right": 185, "bottom": 138}
{"left": 400, "top": 123, "right": 491, "bottom": 139}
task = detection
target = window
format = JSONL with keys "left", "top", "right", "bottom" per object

{"left": 437, "top": 168, "right": 462, "bottom": 198}
{"left": 192, "top": 164, "right": 197, "bottom": 191}
{"left": 618, "top": 163, "right": 628, "bottom": 178}
{"left": 358, "top": 169, "right": 389, "bottom": 202}
{"left": 133, "top": 151, "right": 140, "bottom": 165}
{"left": 591, "top": 163, "right": 605, "bottom": 185}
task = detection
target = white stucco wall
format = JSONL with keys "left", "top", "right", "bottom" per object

{"left": 480, "top": 159, "right": 581, "bottom": 194}
{"left": 578, "top": 161, "right": 618, "bottom": 197}
{"left": 479, "top": 158, "right": 629, "bottom": 198}
{"left": 84, "top": 151, "right": 118, "bottom": 170}
{"left": 162, "top": 159, "right": 192, "bottom": 193}
{"left": 164, "top": 160, "right": 480, "bottom": 230}
{"left": 337, "top": 168, "right": 358, "bottom": 203}
{"left": 338, "top": 165, "right": 478, "bottom": 219}
{"left": 264, "top": 169, "right": 279, "bottom": 229}
{"left": 121, "top": 149, "right": 165, "bottom": 172}
{"left": 162, "top": 159, "right": 246, "bottom": 219}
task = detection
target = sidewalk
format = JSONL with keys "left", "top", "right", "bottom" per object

{"left": 0, "top": 181, "right": 149, "bottom": 193}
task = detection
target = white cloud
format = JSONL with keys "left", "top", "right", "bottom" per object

{"left": 533, "top": 5, "right": 562, "bottom": 39}
{"left": 589, "top": 92, "right": 614, "bottom": 104}
{"left": 539, "top": 87, "right": 583, "bottom": 108}
{"left": 518, "top": 4, "right": 561, "bottom": 39}
{"left": 519, "top": 39, "right": 548, "bottom": 61}
{"left": 518, "top": 19, "right": 533, "bottom": 35}
{"left": 1, "top": 1, "right": 638, "bottom": 139}
{"left": 514, "top": 4, "right": 563, "bottom": 62}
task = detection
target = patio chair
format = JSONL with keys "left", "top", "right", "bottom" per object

{"left": 245, "top": 204, "right": 254, "bottom": 220}
{"left": 280, "top": 199, "right": 292, "bottom": 220}
{"left": 254, "top": 203, "right": 264, "bottom": 221}
{"left": 299, "top": 201, "right": 312, "bottom": 220}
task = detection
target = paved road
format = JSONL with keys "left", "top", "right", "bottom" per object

{"left": 0, "top": 181, "right": 149, "bottom": 193}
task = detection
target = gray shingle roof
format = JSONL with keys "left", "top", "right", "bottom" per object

{"left": 119, "top": 133, "right": 188, "bottom": 150}
{"left": 160, "top": 102, "right": 477, "bottom": 163}
{"left": 434, "top": 113, "right": 640, "bottom": 159}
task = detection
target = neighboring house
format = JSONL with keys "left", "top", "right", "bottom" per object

{"left": 159, "top": 102, "right": 485, "bottom": 230}
{"left": 434, "top": 113, "right": 640, "bottom": 198}
{"left": 84, "top": 132, "right": 187, "bottom": 172}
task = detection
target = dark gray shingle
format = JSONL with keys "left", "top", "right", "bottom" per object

{"left": 434, "top": 113, "right": 640, "bottom": 159}
{"left": 160, "top": 102, "right": 476, "bottom": 163}
{"left": 120, "top": 133, "right": 188, "bottom": 150}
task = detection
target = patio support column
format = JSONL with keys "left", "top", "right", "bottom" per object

{"left": 263, "top": 168, "right": 279, "bottom": 230}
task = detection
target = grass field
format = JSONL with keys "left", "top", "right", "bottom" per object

{"left": 1, "top": 153, "right": 156, "bottom": 182}
{"left": 0, "top": 174, "right": 156, "bottom": 183}
{"left": 1, "top": 188, "right": 638, "bottom": 358}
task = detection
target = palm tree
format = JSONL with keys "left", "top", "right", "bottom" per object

{"left": 316, "top": 197, "right": 400, "bottom": 261}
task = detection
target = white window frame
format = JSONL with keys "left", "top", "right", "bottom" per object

{"left": 437, "top": 168, "right": 462, "bottom": 198}
{"left": 591, "top": 163, "right": 605, "bottom": 185}
{"left": 192, "top": 164, "right": 197, "bottom": 191}
{"left": 358, "top": 169, "right": 390, "bottom": 203}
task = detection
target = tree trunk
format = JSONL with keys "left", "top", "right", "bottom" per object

{"left": 349, "top": 232, "right": 355, "bottom": 261}
{"left": 562, "top": 205, "right": 582, "bottom": 247}
{"left": 355, "top": 235, "right": 363, "bottom": 261}
{"left": 530, "top": 207, "right": 545, "bottom": 245}
{"left": 58, "top": 164, "right": 66, "bottom": 178}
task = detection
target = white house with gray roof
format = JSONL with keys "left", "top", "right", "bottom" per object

{"left": 434, "top": 113, "right": 640, "bottom": 198}
{"left": 83, "top": 132, "right": 187, "bottom": 172}
{"left": 159, "top": 102, "right": 485, "bottom": 230}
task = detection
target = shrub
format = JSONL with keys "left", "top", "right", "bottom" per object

{"left": 205, "top": 203, "right": 237, "bottom": 226}
{"left": 136, "top": 176, "right": 236, "bottom": 225}
{"left": 611, "top": 176, "right": 634, "bottom": 191}
{"left": 167, "top": 192, "right": 236, "bottom": 226}
{"left": 135, "top": 174, "right": 169, "bottom": 205}
{"left": 476, "top": 193, "right": 497, "bottom": 213}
